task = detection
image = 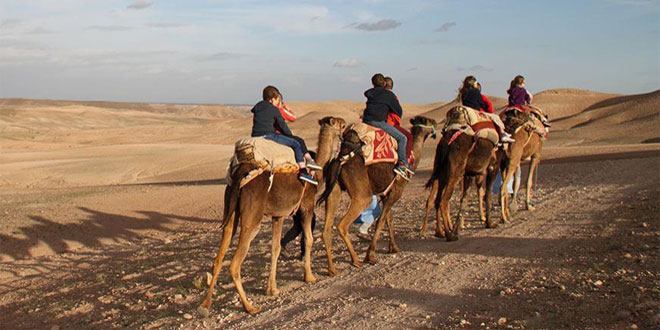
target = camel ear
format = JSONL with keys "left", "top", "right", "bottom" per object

{"left": 318, "top": 119, "right": 323, "bottom": 126}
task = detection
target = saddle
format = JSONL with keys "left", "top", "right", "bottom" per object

{"left": 501, "top": 106, "right": 549, "bottom": 139}
{"left": 443, "top": 106, "right": 499, "bottom": 145}
{"left": 347, "top": 122, "right": 414, "bottom": 166}
{"left": 226, "top": 137, "right": 299, "bottom": 188}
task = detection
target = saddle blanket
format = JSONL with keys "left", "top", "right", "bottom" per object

{"left": 348, "top": 122, "right": 414, "bottom": 166}
{"left": 445, "top": 106, "right": 499, "bottom": 145}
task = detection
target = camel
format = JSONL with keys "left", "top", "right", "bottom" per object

{"left": 500, "top": 109, "right": 548, "bottom": 223}
{"left": 318, "top": 116, "right": 438, "bottom": 275}
{"left": 198, "top": 116, "right": 345, "bottom": 315}
{"left": 423, "top": 106, "right": 501, "bottom": 241}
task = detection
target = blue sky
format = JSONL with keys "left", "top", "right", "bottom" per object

{"left": 1, "top": 0, "right": 658, "bottom": 104}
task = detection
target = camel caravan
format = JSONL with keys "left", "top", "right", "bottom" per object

{"left": 198, "top": 73, "right": 551, "bottom": 316}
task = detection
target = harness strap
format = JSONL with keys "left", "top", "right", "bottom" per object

{"left": 447, "top": 130, "right": 464, "bottom": 146}
{"left": 378, "top": 175, "right": 400, "bottom": 197}
{"left": 290, "top": 182, "right": 308, "bottom": 216}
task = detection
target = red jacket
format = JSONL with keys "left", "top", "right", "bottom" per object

{"left": 480, "top": 94, "right": 494, "bottom": 113}
{"left": 278, "top": 102, "right": 296, "bottom": 122}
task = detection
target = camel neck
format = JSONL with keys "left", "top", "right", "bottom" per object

{"left": 411, "top": 130, "right": 426, "bottom": 171}
{"left": 314, "top": 128, "right": 336, "bottom": 168}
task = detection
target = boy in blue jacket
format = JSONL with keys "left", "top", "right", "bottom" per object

{"left": 250, "top": 85, "right": 319, "bottom": 185}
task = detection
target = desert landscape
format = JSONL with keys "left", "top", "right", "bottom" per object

{"left": 0, "top": 89, "right": 658, "bottom": 329}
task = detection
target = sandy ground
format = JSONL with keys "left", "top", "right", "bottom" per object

{"left": 0, "top": 92, "right": 658, "bottom": 329}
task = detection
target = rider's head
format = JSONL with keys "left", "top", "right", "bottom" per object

{"left": 263, "top": 85, "right": 281, "bottom": 106}
{"left": 510, "top": 75, "right": 525, "bottom": 90}
{"left": 384, "top": 77, "right": 393, "bottom": 90}
{"left": 371, "top": 73, "right": 386, "bottom": 88}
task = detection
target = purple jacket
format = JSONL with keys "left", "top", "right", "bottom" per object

{"left": 507, "top": 86, "right": 530, "bottom": 106}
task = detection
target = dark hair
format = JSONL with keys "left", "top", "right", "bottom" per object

{"left": 384, "top": 77, "right": 393, "bottom": 90}
{"left": 509, "top": 75, "right": 525, "bottom": 91}
{"left": 262, "top": 85, "right": 280, "bottom": 101}
{"left": 457, "top": 75, "right": 477, "bottom": 102}
{"left": 371, "top": 73, "right": 386, "bottom": 88}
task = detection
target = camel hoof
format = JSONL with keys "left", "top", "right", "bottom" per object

{"left": 388, "top": 245, "right": 402, "bottom": 254}
{"left": 245, "top": 306, "right": 261, "bottom": 315}
{"left": 197, "top": 305, "right": 211, "bottom": 318}
{"left": 305, "top": 274, "right": 317, "bottom": 284}
{"left": 365, "top": 256, "right": 378, "bottom": 264}
{"left": 266, "top": 287, "right": 280, "bottom": 297}
{"left": 434, "top": 231, "right": 445, "bottom": 239}
{"left": 526, "top": 204, "right": 536, "bottom": 211}
{"left": 328, "top": 267, "right": 338, "bottom": 277}
{"left": 486, "top": 221, "right": 498, "bottom": 229}
{"left": 352, "top": 260, "right": 363, "bottom": 268}
{"left": 446, "top": 234, "right": 459, "bottom": 242}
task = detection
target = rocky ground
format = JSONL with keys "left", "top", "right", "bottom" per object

{"left": 0, "top": 154, "right": 658, "bottom": 330}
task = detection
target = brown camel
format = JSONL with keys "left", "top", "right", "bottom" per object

{"left": 318, "top": 116, "right": 438, "bottom": 275}
{"left": 423, "top": 107, "right": 501, "bottom": 241}
{"left": 198, "top": 116, "right": 345, "bottom": 315}
{"left": 500, "top": 109, "right": 548, "bottom": 223}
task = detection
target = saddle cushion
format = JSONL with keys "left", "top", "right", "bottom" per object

{"left": 226, "top": 137, "right": 299, "bottom": 186}
{"left": 445, "top": 106, "right": 499, "bottom": 145}
{"left": 348, "top": 123, "right": 415, "bottom": 166}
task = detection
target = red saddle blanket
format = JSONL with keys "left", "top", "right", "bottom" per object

{"left": 347, "top": 122, "right": 414, "bottom": 167}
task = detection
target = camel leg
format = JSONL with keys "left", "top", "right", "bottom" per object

{"left": 437, "top": 170, "right": 462, "bottom": 242}
{"left": 476, "top": 176, "right": 487, "bottom": 224}
{"left": 525, "top": 154, "right": 541, "bottom": 211}
{"left": 199, "top": 213, "right": 236, "bottom": 314}
{"left": 229, "top": 202, "right": 264, "bottom": 315}
{"left": 266, "top": 217, "right": 283, "bottom": 297}
{"left": 322, "top": 186, "right": 341, "bottom": 276}
{"left": 336, "top": 194, "right": 371, "bottom": 268}
{"left": 365, "top": 200, "right": 390, "bottom": 264}
{"left": 484, "top": 165, "right": 498, "bottom": 229}
{"left": 456, "top": 176, "right": 472, "bottom": 230}
{"left": 300, "top": 208, "right": 317, "bottom": 284}
{"left": 386, "top": 209, "right": 401, "bottom": 253}
{"left": 421, "top": 179, "right": 439, "bottom": 236}
{"left": 501, "top": 148, "right": 523, "bottom": 223}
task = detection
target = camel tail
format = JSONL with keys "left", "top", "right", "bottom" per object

{"left": 221, "top": 163, "right": 254, "bottom": 229}
{"left": 317, "top": 158, "right": 342, "bottom": 206}
{"left": 426, "top": 138, "right": 450, "bottom": 189}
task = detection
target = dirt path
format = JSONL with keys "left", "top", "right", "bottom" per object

{"left": 0, "top": 154, "right": 658, "bottom": 329}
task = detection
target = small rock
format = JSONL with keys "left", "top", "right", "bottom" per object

{"left": 629, "top": 324, "right": 638, "bottom": 329}
{"left": 624, "top": 253, "right": 633, "bottom": 259}
{"left": 559, "top": 284, "right": 567, "bottom": 291}
{"left": 145, "top": 291, "right": 155, "bottom": 300}
{"left": 497, "top": 317, "right": 507, "bottom": 326}
{"left": 51, "top": 326, "right": 60, "bottom": 330}
{"left": 460, "top": 319, "right": 470, "bottom": 325}
{"left": 399, "top": 303, "right": 407, "bottom": 309}
{"left": 183, "top": 313, "right": 193, "bottom": 320}
{"left": 641, "top": 222, "right": 648, "bottom": 228}
{"left": 425, "top": 315, "right": 431, "bottom": 319}
{"left": 593, "top": 280, "right": 603, "bottom": 287}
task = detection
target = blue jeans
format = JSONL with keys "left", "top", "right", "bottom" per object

{"left": 365, "top": 120, "right": 409, "bottom": 167}
{"left": 262, "top": 133, "right": 304, "bottom": 163}
{"left": 354, "top": 195, "right": 381, "bottom": 226}
{"left": 493, "top": 166, "right": 521, "bottom": 194}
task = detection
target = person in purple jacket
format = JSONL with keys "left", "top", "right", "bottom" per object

{"left": 507, "top": 75, "right": 550, "bottom": 127}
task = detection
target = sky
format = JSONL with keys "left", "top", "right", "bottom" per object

{"left": 0, "top": 0, "right": 658, "bottom": 104}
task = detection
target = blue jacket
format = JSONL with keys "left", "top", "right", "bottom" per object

{"left": 250, "top": 100, "right": 293, "bottom": 137}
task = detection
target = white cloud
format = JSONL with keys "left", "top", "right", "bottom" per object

{"left": 333, "top": 58, "right": 361, "bottom": 67}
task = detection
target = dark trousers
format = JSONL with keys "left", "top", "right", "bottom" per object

{"left": 281, "top": 211, "right": 317, "bottom": 259}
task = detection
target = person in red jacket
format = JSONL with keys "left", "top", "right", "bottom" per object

{"left": 477, "top": 82, "right": 494, "bottom": 113}
{"left": 272, "top": 93, "right": 322, "bottom": 172}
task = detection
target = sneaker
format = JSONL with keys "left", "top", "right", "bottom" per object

{"left": 299, "top": 173, "right": 318, "bottom": 185}
{"left": 500, "top": 133, "right": 515, "bottom": 143}
{"left": 393, "top": 165, "right": 410, "bottom": 181}
{"left": 404, "top": 165, "right": 415, "bottom": 176}
{"left": 306, "top": 159, "right": 322, "bottom": 171}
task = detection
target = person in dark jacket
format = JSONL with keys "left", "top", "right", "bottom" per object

{"left": 362, "top": 73, "right": 411, "bottom": 179}
{"left": 251, "top": 85, "right": 318, "bottom": 185}
{"left": 458, "top": 76, "right": 514, "bottom": 143}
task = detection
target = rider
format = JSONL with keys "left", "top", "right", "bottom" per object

{"left": 507, "top": 75, "right": 551, "bottom": 127}
{"left": 459, "top": 76, "right": 515, "bottom": 143}
{"left": 274, "top": 94, "right": 323, "bottom": 171}
{"left": 362, "top": 73, "right": 412, "bottom": 178}
{"left": 251, "top": 85, "right": 318, "bottom": 185}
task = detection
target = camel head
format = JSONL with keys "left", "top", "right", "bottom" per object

{"left": 410, "top": 116, "right": 438, "bottom": 141}
{"left": 318, "top": 116, "right": 346, "bottom": 135}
